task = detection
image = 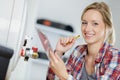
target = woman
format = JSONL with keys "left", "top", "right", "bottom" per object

{"left": 47, "top": 2, "right": 120, "bottom": 80}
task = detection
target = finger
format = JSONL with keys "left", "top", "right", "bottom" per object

{"left": 68, "top": 36, "right": 75, "bottom": 41}
{"left": 63, "top": 37, "right": 70, "bottom": 45}
{"left": 72, "top": 37, "right": 76, "bottom": 43}
{"left": 66, "top": 37, "right": 71, "bottom": 43}
{"left": 49, "top": 49, "right": 57, "bottom": 62}
{"left": 60, "top": 37, "right": 64, "bottom": 44}
{"left": 69, "top": 36, "right": 74, "bottom": 43}
{"left": 60, "top": 37, "right": 67, "bottom": 46}
{"left": 63, "top": 37, "right": 67, "bottom": 44}
{"left": 65, "top": 37, "right": 74, "bottom": 45}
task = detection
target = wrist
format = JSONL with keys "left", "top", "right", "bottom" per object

{"left": 60, "top": 74, "right": 73, "bottom": 80}
{"left": 60, "top": 73, "right": 69, "bottom": 80}
{"left": 67, "top": 74, "right": 73, "bottom": 80}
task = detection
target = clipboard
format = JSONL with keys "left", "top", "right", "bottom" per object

{"left": 36, "top": 27, "right": 52, "bottom": 59}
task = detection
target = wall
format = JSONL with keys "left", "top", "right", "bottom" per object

{"left": 3, "top": 0, "right": 28, "bottom": 79}
{"left": 107, "top": 1, "right": 120, "bottom": 48}
{"left": 0, "top": 0, "right": 14, "bottom": 47}
{"left": 0, "top": 0, "right": 27, "bottom": 49}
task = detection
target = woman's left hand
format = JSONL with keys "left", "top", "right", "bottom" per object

{"left": 49, "top": 49, "right": 68, "bottom": 80}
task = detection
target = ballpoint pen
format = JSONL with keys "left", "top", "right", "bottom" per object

{"left": 65, "top": 35, "right": 80, "bottom": 45}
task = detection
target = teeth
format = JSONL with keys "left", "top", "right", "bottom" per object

{"left": 85, "top": 33, "right": 94, "bottom": 37}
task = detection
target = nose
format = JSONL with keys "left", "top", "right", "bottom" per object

{"left": 85, "top": 23, "right": 92, "bottom": 32}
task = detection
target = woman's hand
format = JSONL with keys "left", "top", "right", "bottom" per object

{"left": 49, "top": 49, "right": 68, "bottom": 80}
{"left": 55, "top": 36, "right": 76, "bottom": 57}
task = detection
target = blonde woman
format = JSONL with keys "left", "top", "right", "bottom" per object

{"left": 47, "top": 2, "right": 120, "bottom": 80}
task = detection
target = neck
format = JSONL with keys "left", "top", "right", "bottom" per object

{"left": 87, "top": 41, "right": 104, "bottom": 58}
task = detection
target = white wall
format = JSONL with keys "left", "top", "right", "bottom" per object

{"left": 106, "top": 1, "right": 120, "bottom": 48}
{"left": 0, "top": 0, "right": 14, "bottom": 47}
{"left": 0, "top": 0, "right": 26, "bottom": 49}
{"left": 3, "top": 0, "right": 28, "bottom": 80}
{"left": 36, "top": 0, "right": 97, "bottom": 37}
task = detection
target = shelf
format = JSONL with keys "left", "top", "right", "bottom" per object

{"left": 31, "top": 58, "right": 49, "bottom": 66}
{"left": 35, "top": 24, "right": 74, "bottom": 36}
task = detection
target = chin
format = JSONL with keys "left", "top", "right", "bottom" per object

{"left": 84, "top": 39, "right": 96, "bottom": 44}
{"left": 85, "top": 41, "right": 94, "bottom": 44}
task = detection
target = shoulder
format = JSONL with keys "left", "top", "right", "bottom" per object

{"left": 107, "top": 46, "right": 120, "bottom": 56}
{"left": 104, "top": 46, "right": 120, "bottom": 61}
{"left": 104, "top": 46, "right": 120, "bottom": 68}
{"left": 102, "top": 42, "right": 120, "bottom": 60}
{"left": 100, "top": 46, "right": 120, "bottom": 79}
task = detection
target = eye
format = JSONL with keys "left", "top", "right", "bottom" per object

{"left": 82, "top": 21, "right": 87, "bottom": 25}
{"left": 93, "top": 22, "right": 99, "bottom": 26}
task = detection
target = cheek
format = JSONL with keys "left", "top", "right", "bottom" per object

{"left": 98, "top": 24, "right": 106, "bottom": 36}
{"left": 98, "top": 29, "right": 105, "bottom": 37}
{"left": 81, "top": 26, "right": 84, "bottom": 33}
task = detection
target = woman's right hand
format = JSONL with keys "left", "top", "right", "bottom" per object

{"left": 55, "top": 36, "right": 76, "bottom": 57}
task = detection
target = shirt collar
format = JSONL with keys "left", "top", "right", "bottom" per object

{"left": 79, "top": 42, "right": 112, "bottom": 64}
{"left": 78, "top": 45, "right": 87, "bottom": 58}
{"left": 95, "top": 42, "right": 112, "bottom": 64}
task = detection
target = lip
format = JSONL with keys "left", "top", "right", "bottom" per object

{"left": 84, "top": 33, "right": 95, "bottom": 39}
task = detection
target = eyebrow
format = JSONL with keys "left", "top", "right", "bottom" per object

{"left": 81, "top": 20, "right": 86, "bottom": 21}
{"left": 81, "top": 20, "right": 100, "bottom": 22}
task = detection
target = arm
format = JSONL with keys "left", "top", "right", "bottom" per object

{"left": 46, "top": 50, "right": 75, "bottom": 80}
{"left": 46, "top": 49, "right": 69, "bottom": 80}
{"left": 46, "top": 36, "right": 77, "bottom": 80}
{"left": 46, "top": 46, "right": 82, "bottom": 80}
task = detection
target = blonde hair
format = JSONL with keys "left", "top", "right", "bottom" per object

{"left": 81, "top": 2, "right": 115, "bottom": 45}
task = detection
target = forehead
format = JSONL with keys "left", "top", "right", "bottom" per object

{"left": 82, "top": 9, "right": 103, "bottom": 22}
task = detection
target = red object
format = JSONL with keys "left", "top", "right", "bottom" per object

{"left": 21, "top": 48, "right": 24, "bottom": 56}
{"left": 32, "top": 47, "right": 38, "bottom": 52}
{"left": 43, "top": 20, "right": 51, "bottom": 26}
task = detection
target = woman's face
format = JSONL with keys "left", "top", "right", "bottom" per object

{"left": 81, "top": 9, "right": 106, "bottom": 44}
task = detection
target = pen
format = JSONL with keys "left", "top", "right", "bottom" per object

{"left": 74, "top": 35, "right": 80, "bottom": 39}
{"left": 65, "top": 35, "right": 80, "bottom": 45}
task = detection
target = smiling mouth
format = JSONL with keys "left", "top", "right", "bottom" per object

{"left": 85, "top": 33, "right": 95, "bottom": 38}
